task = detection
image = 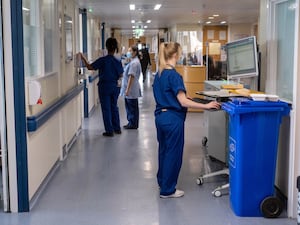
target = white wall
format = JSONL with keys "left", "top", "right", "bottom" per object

{"left": 26, "top": 0, "right": 84, "bottom": 203}
{"left": 228, "top": 23, "right": 256, "bottom": 42}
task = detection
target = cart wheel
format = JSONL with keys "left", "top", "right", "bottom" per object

{"left": 196, "top": 177, "right": 204, "bottom": 185}
{"left": 212, "top": 190, "right": 222, "bottom": 197}
{"left": 208, "top": 155, "right": 217, "bottom": 162}
{"left": 260, "top": 196, "right": 283, "bottom": 218}
{"left": 202, "top": 137, "right": 208, "bottom": 147}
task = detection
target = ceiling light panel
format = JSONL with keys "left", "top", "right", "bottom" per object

{"left": 129, "top": 4, "right": 135, "bottom": 10}
{"left": 154, "top": 4, "right": 162, "bottom": 10}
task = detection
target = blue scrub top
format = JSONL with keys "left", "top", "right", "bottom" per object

{"left": 153, "top": 68, "right": 187, "bottom": 120}
{"left": 91, "top": 55, "right": 123, "bottom": 89}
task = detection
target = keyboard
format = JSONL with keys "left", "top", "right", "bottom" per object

{"left": 192, "top": 97, "right": 213, "bottom": 104}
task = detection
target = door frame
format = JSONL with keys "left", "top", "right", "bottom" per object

{"left": 267, "top": 0, "right": 300, "bottom": 218}
{"left": 0, "top": 0, "right": 10, "bottom": 212}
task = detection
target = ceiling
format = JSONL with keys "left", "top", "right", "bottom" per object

{"left": 75, "top": 0, "right": 260, "bottom": 36}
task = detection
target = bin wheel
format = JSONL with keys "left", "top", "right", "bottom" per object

{"left": 212, "top": 190, "right": 222, "bottom": 197}
{"left": 196, "top": 177, "right": 204, "bottom": 185}
{"left": 202, "top": 137, "right": 208, "bottom": 147}
{"left": 260, "top": 196, "right": 283, "bottom": 218}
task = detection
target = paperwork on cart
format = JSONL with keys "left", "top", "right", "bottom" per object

{"left": 196, "top": 89, "right": 250, "bottom": 102}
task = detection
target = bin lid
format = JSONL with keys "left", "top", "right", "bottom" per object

{"left": 221, "top": 98, "right": 290, "bottom": 116}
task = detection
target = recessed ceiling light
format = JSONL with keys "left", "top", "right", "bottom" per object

{"left": 208, "top": 16, "right": 214, "bottom": 19}
{"left": 213, "top": 14, "right": 219, "bottom": 17}
{"left": 132, "top": 26, "right": 136, "bottom": 28}
{"left": 154, "top": 4, "right": 162, "bottom": 10}
{"left": 144, "top": 26, "right": 148, "bottom": 29}
{"left": 146, "top": 20, "right": 151, "bottom": 23}
{"left": 206, "top": 21, "right": 212, "bottom": 24}
{"left": 130, "top": 4, "right": 135, "bottom": 10}
{"left": 220, "top": 21, "right": 227, "bottom": 24}
{"left": 88, "top": 8, "right": 93, "bottom": 13}
{"left": 131, "top": 20, "right": 135, "bottom": 23}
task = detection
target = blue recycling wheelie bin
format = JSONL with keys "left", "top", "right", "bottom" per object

{"left": 222, "top": 99, "right": 290, "bottom": 217}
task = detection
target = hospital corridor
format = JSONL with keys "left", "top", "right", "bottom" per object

{"left": 0, "top": 74, "right": 295, "bottom": 225}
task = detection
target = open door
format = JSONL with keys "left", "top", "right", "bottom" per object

{"left": 0, "top": 2, "right": 10, "bottom": 212}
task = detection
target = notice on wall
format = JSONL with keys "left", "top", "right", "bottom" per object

{"left": 207, "top": 30, "right": 214, "bottom": 39}
{"left": 219, "top": 31, "right": 227, "bottom": 40}
{"left": 209, "top": 42, "right": 221, "bottom": 55}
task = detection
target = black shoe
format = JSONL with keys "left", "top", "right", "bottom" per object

{"left": 102, "top": 132, "right": 114, "bottom": 137}
{"left": 114, "top": 130, "right": 122, "bottom": 134}
{"left": 123, "top": 125, "right": 138, "bottom": 129}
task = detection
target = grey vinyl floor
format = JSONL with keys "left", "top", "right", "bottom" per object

{"left": 0, "top": 73, "right": 296, "bottom": 225}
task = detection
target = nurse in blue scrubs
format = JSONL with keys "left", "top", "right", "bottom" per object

{"left": 77, "top": 37, "right": 123, "bottom": 137}
{"left": 153, "top": 42, "right": 220, "bottom": 198}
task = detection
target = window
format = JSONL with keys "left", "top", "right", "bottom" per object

{"left": 23, "top": 0, "right": 58, "bottom": 77}
{"left": 23, "top": 0, "right": 42, "bottom": 77}
{"left": 43, "top": 0, "right": 58, "bottom": 73}
{"left": 268, "top": 0, "right": 296, "bottom": 101}
{"left": 176, "top": 31, "right": 203, "bottom": 65}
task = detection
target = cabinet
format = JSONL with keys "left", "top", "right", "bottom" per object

{"left": 175, "top": 65, "right": 206, "bottom": 112}
{"left": 149, "top": 53, "right": 156, "bottom": 73}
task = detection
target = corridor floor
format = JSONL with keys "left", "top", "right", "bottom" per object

{"left": 0, "top": 75, "right": 296, "bottom": 225}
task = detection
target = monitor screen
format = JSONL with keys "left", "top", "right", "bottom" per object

{"left": 226, "top": 36, "right": 258, "bottom": 78}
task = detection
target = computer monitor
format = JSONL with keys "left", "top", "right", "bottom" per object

{"left": 226, "top": 36, "right": 258, "bottom": 79}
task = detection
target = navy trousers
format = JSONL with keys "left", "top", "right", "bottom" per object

{"left": 125, "top": 98, "right": 139, "bottom": 128}
{"left": 155, "top": 111, "right": 184, "bottom": 195}
{"left": 98, "top": 86, "right": 121, "bottom": 133}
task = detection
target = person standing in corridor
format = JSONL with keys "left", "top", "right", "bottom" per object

{"left": 153, "top": 42, "right": 220, "bottom": 198}
{"left": 77, "top": 37, "right": 123, "bottom": 137}
{"left": 120, "top": 46, "right": 142, "bottom": 129}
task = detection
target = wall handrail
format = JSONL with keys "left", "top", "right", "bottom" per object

{"left": 88, "top": 74, "right": 98, "bottom": 83}
{"left": 27, "top": 83, "right": 84, "bottom": 132}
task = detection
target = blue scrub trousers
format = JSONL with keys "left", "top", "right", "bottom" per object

{"left": 125, "top": 98, "right": 139, "bottom": 128}
{"left": 98, "top": 85, "right": 121, "bottom": 133}
{"left": 155, "top": 111, "right": 184, "bottom": 195}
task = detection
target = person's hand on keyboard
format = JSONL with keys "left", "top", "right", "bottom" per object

{"left": 205, "top": 101, "right": 221, "bottom": 110}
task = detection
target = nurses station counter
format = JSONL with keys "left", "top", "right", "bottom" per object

{"left": 175, "top": 65, "right": 206, "bottom": 112}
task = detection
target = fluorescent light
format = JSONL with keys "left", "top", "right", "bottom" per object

{"left": 206, "top": 21, "right": 211, "bottom": 24}
{"left": 154, "top": 4, "right": 161, "bottom": 10}
{"left": 146, "top": 20, "right": 151, "bottom": 23}
{"left": 208, "top": 16, "right": 214, "bottom": 19}
{"left": 22, "top": 7, "right": 30, "bottom": 11}
{"left": 220, "top": 21, "right": 227, "bottom": 24}
{"left": 129, "top": 4, "right": 135, "bottom": 10}
{"left": 131, "top": 20, "right": 135, "bottom": 23}
{"left": 213, "top": 14, "right": 219, "bottom": 17}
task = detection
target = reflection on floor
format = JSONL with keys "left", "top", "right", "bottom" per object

{"left": 0, "top": 72, "right": 296, "bottom": 225}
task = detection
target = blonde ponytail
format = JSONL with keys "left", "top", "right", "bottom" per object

{"left": 158, "top": 43, "right": 166, "bottom": 74}
{"left": 158, "top": 42, "right": 182, "bottom": 74}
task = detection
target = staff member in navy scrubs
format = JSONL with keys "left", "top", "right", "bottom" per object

{"left": 153, "top": 42, "right": 220, "bottom": 198}
{"left": 77, "top": 37, "right": 123, "bottom": 137}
